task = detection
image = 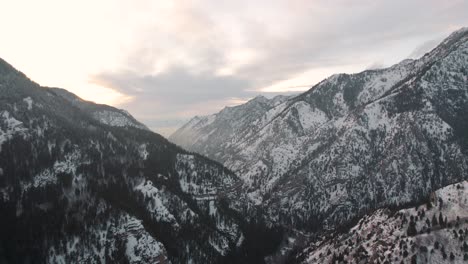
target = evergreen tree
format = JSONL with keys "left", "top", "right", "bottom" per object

{"left": 407, "top": 220, "right": 417, "bottom": 236}
{"left": 438, "top": 213, "right": 445, "bottom": 227}
{"left": 432, "top": 214, "right": 438, "bottom": 226}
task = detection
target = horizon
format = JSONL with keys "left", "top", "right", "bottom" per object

{"left": 1, "top": 0, "right": 467, "bottom": 136}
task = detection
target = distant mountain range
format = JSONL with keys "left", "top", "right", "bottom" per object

{"left": 0, "top": 27, "right": 467, "bottom": 264}
{"left": 171, "top": 27, "right": 468, "bottom": 261}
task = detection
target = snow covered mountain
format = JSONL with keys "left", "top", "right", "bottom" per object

{"left": 0, "top": 58, "right": 281, "bottom": 263}
{"left": 295, "top": 181, "right": 468, "bottom": 263}
{"left": 169, "top": 94, "right": 290, "bottom": 156}
{"left": 2, "top": 27, "right": 468, "bottom": 264}
{"left": 171, "top": 28, "right": 468, "bottom": 239}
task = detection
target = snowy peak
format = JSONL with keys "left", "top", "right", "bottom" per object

{"left": 170, "top": 27, "right": 468, "bottom": 237}
{"left": 169, "top": 94, "right": 291, "bottom": 160}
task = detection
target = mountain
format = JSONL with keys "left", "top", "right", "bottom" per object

{"left": 171, "top": 27, "right": 468, "bottom": 249}
{"left": 169, "top": 94, "right": 290, "bottom": 156}
{"left": 295, "top": 181, "right": 468, "bottom": 263}
{"left": 2, "top": 27, "right": 468, "bottom": 264}
{"left": 0, "top": 58, "right": 281, "bottom": 263}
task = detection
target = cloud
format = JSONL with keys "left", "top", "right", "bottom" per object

{"left": 366, "top": 61, "right": 386, "bottom": 70}
{"left": 90, "top": 67, "right": 256, "bottom": 134}
{"left": 408, "top": 38, "right": 445, "bottom": 59}
{"left": 91, "top": 67, "right": 253, "bottom": 105}
{"left": 90, "top": 0, "right": 468, "bottom": 134}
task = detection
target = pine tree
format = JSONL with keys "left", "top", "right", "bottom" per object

{"left": 407, "top": 220, "right": 418, "bottom": 236}
{"left": 439, "top": 212, "right": 445, "bottom": 227}
{"left": 432, "top": 214, "right": 438, "bottom": 226}
{"left": 450, "top": 252, "right": 455, "bottom": 261}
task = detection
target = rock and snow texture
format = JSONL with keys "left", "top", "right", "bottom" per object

{"left": 297, "top": 181, "right": 468, "bottom": 264}
{"left": 22, "top": 149, "right": 81, "bottom": 191}
{"left": 92, "top": 110, "right": 147, "bottom": 130}
{"left": 47, "top": 213, "right": 170, "bottom": 264}
{"left": 169, "top": 94, "right": 291, "bottom": 159}
{"left": 0, "top": 110, "right": 27, "bottom": 151}
{"left": 23, "top": 97, "right": 33, "bottom": 110}
{"left": 171, "top": 28, "right": 468, "bottom": 232}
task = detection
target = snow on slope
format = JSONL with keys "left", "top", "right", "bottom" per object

{"left": 135, "top": 180, "right": 180, "bottom": 228}
{"left": 0, "top": 110, "right": 28, "bottom": 151}
{"left": 298, "top": 181, "right": 468, "bottom": 264}
{"left": 92, "top": 110, "right": 147, "bottom": 130}
{"left": 170, "top": 28, "right": 468, "bottom": 241}
{"left": 47, "top": 212, "right": 170, "bottom": 264}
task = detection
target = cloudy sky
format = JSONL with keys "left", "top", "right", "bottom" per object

{"left": 1, "top": 0, "right": 467, "bottom": 135}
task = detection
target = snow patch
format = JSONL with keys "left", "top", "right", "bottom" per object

{"left": 0, "top": 111, "right": 28, "bottom": 152}
{"left": 135, "top": 180, "right": 179, "bottom": 227}
{"left": 92, "top": 110, "right": 146, "bottom": 129}
{"left": 23, "top": 97, "right": 33, "bottom": 110}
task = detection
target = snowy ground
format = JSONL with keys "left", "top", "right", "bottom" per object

{"left": 301, "top": 181, "right": 468, "bottom": 263}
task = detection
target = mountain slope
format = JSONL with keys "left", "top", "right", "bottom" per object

{"left": 295, "top": 181, "right": 468, "bottom": 263}
{"left": 50, "top": 87, "right": 149, "bottom": 130}
{"left": 169, "top": 95, "right": 290, "bottom": 158}
{"left": 171, "top": 27, "right": 468, "bottom": 237}
{"left": 0, "top": 58, "right": 280, "bottom": 263}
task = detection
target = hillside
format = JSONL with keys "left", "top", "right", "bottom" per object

{"left": 171, "top": 28, "right": 468, "bottom": 238}
{"left": 296, "top": 181, "right": 468, "bottom": 263}
{"left": 0, "top": 57, "right": 280, "bottom": 263}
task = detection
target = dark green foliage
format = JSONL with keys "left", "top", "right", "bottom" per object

{"left": 420, "top": 246, "right": 428, "bottom": 253}
{"left": 439, "top": 212, "right": 445, "bottom": 227}
{"left": 432, "top": 214, "right": 438, "bottom": 226}
{"left": 407, "top": 220, "right": 418, "bottom": 236}
{"left": 450, "top": 252, "right": 455, "bottom": 261}
{"left": 342, "top": 75, "right": 365, "bottom": 108}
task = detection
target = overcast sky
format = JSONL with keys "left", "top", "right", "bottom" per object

{"left": 1, "top": 0, "right": 467, "bottom": 135}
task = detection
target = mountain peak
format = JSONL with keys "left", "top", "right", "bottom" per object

{"left": 171, "top": 27, "right": 468, "bottom": 242}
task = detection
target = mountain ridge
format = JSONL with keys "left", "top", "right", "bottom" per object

{"left": 1, "top": 27, "right": 468, "bottom": 263}
{"left": 170, "top": 28, "right": 468, "bottom": 259}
